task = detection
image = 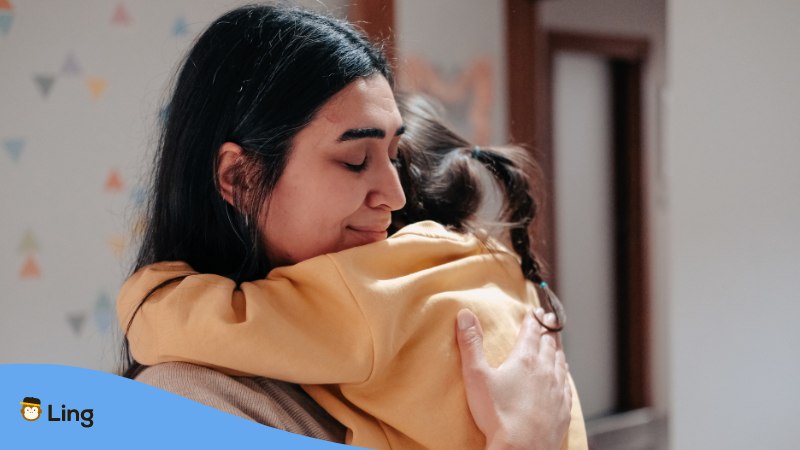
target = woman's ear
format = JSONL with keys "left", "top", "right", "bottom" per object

{"left": 216, "top": 142, "right": 245, "bottom": 206}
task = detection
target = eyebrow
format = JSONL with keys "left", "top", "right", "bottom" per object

{"left": 338, "top": 125, "right": 405, "bottom": 142}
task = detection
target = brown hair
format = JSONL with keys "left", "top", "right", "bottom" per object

{"left": 393, "top": 93, "right": 564, "bottom": 330}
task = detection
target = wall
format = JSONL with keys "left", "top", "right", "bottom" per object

{"left": 666, "top": 0, "right": 800, "bottom": 448}
{"left": 539, "top": 0, "right": 670, "bottom": 415}
{"left": 0, "top": 0, "right": 345, "bottom": 371}
{"left": 394, "top": 0, "right": 507, "bottom": 145}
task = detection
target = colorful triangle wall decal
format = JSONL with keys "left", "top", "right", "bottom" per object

{"left": 130, "top": 185, "right": 146, "bottom": 207}
{"left": 87, "top": 76, "right": 107, "bottom": 99}
{"left": 19, "top": 255, "right": 41, "bottom": 279}
{"left": 173, "top": 17, "right": 188, "bottom": 36}
{"left": 94, "top": 291, "right": 114, "bottom": 333}
{"left": 66, "top": 312, "right": 86, "bottom": 336}
{"left": 33, "top": 74, "right": 55, "bottom": 98}
{"left": 158, "top": 104, "right": 170, "bottom": 125}
{"left": 18, "top": 229, "right": 38, "bottom": 254}
{"left": 0, "top": 13, "right": 12, "bottom": 35}
{"left": 104, "top": 168, "right": 124, "bottom": 192}
{"left": 133, "top": 214, "right": 147, "bottom": 237}
{"left": 108, "top": 234, "right": 126, "bottom": 258}
{"left": 111, "top": 2, "right": 131, "bottom": 26}
{"left": 61, "top": 52, "right": 82, "bottom": 76}
{"left": 4, "top": 138, "right": 24, "bottom": 162}
{"left": 0, "top": 0, "right": 12, "bottom": 11}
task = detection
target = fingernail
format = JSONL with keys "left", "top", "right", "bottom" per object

{"left": 457, "top": 310, "right": 476, "bottom": 330}
{"left": 545, "top": 313, "right": 556, "bottom": 325}
{"left": 535, "top": 307, "right": 545, "bottom": 316}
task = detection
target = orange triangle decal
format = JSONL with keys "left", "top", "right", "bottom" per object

{"left": 0, "top": 0, "right": 12, "bottom": 11}
{"left": 111, "top": 2, "right": 131, "bottom": 25}
{"left": 133, "top": 214, "right": 147, "bottom": 237}
{"left": 87, "top": 77, "right": 107, "bottom": 100}
{"left": 20, "top": 255, "right": 41, "bottom": 279}
{"left": 108, "top": 234, "right": 126, "bottom": 258}
{"left": 104, "top": 169, "right": 123, "bottom": 192}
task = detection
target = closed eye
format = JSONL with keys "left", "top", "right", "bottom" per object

{"left": 344, "top": 159, "right": 367, "bottom": 172}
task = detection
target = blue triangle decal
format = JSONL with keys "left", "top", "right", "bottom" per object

{"left": 4, "top": 138, "right": 24, "bottom": 162}
{"left": 67, "top": 312, "right": 87, "bottom": 336}
{"left": 0, "top": 13, "right": 12, "bottom": 36}
{"left": 94, "top": 291, "right": 114, "bottom": 333}
{"left": 33, "top": 74, "right": 55, "bottom": 98}
{"left": 159, "top": 104, "right": 170, "bottom": 125}
{"left": 173, "top": 17, "right": 188, "bottom": 37}
{"left": 61, "top": 52, "right": 82, "bottom": 76}
{"left": 130, "top": 185, "right": 146, "bottom": 207}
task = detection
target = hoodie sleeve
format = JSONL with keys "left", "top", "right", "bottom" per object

{"left": 117, "top": 259, "right": 374, "bottom": 384}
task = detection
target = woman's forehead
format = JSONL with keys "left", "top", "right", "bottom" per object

{"left": 318, "top": 76, "right": 402, "bottom": 130}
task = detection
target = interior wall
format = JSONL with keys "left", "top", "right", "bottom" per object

{"left": 394, "top": 0, "right": 507, "bottom": 145}
{"left": 0, "top": 0, "right": 346, "bottom": 370}
{"left": 553, "top": 53, "right": 616, "bottom": 418}
{"left": 666, "top": 1, "right": 800, "bottom": 448}
{"left": 539, "top": 0, "right": 669, "bottom": 414}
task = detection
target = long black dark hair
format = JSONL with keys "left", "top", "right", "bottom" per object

{"left": 121, "top": 5, "right": 392, "bottom": 377}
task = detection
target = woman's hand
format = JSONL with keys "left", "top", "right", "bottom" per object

{"left": 456, "top": 308, "right": 572, "bottom": 450}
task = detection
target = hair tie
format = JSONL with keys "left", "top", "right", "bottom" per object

{"left": 471, "top": 146, "right": 482, "bottom": 159}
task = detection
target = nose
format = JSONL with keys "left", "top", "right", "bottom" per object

{"left": 366, "top": 157, "right": 406, "bottom": 211}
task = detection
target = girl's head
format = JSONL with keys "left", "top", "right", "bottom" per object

{"left": 394, "top": 94, "right": 546, "bottom": 283}
{"left": 393, "top": 94, "right": 564, "bottom": 330}
{"left": 137, "top": 5, "right": 399, "bottom": 281}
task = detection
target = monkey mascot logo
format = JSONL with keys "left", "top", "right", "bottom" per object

{"left": 21, "top": 397, "right": 42, "bottom": 421}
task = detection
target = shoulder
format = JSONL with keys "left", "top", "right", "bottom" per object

{"left": 135, "top": 362, "right": 345, "bottom": 442}
{"left": 388, "top": 220, "right": 516, "bottom": 258}
{"left": 390, "top": 220, "right": 466, "bottom": 242}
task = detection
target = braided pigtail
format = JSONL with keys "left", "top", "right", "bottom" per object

{"left": 393, "top": 93, "right": 565, "bottom": 331}
{"left": 468, "top": 146, "right": 565, "bottom": 332}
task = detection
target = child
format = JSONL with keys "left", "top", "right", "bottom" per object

{"left": 118, "top": 96, "right": 587, "bottom": 450}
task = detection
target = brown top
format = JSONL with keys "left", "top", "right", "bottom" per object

{"left": 135, "top": 362, "right": 346, "bottom": 443}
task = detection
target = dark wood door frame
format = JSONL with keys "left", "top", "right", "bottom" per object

{"left": 348, "top": 0, "right": 397, "bottom": 68}
{"left": 505, "top": 0, "right": 553, "bottom": 277}
{"left": 355, "top": 0, "right": 653, "bottom": 414}
{"left": 543, "top": 30, "right": 651, "bottom": 411}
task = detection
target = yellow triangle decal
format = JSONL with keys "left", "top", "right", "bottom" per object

{"left": 87, "top": 77, "right": 107, "bottom": 100}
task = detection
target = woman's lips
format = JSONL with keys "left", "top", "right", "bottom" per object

{"left": 347, "top": 226, "right": 389, "bottom": 244}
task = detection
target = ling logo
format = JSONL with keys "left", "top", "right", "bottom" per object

{"left": 19, "top": 396, "right": 94, "bottom": 428}
{"left": 21, "top": 397, "right": 43, "bottom": 421}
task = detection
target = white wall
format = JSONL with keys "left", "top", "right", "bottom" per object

{"left": 540, "top": 0, "right": 670, "bottom": 414}
{"left": 394, "top": 0, "right": 507, "bottom": 144}
{"left": 553, "top": 53, "right": 617, "bottom": 418}
{"left": 666, "top": 1, "right": 800, "bottom": 448}
{"left": 0, "top": 0, "right": 345, "bottom": 371}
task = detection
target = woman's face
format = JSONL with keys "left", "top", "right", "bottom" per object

{"left": 260, "top": 75, "right": 406, "bottom": 266}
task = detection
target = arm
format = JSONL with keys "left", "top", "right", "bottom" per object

{"left": 118, "top": 260, "right": 374, "bottom": 384}
{"left": 456, "top": 308, "right": 575, "bottom": 450}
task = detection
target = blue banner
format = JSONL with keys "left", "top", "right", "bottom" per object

{"left": 1, "top": 364, "right": 351, "bottom": 449}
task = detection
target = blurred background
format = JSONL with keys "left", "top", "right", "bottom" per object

{"left": 1, "top": 1, "right": 798, "bottom": 449}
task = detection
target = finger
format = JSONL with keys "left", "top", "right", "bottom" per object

{"left": 508, "top": 309, "right": 542, "bottom": 361}
{"left": 543, "top": 312, "right": 563, "bottom": 349}
{"left": 564, "top": 379, "right": 573, "bottom": 412}
{"left": 554, "top": 349, "right": 567, "bottom": 384}
{"left": 539, "top": 332, "right": 557, "bottom": 364}
{"left": 456, "top": 309, "right": 490, "bottom": 376}
{"left": 533, "top": 307, "right": 546, "bottom": 326}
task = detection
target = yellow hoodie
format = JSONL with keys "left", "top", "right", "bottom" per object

{"left": 118, "top": 221, "right": 587, "bottom": 449}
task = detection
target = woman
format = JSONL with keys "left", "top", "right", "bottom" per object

{"left": 121, "top": 4, "right": 577, "bottom": 449}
